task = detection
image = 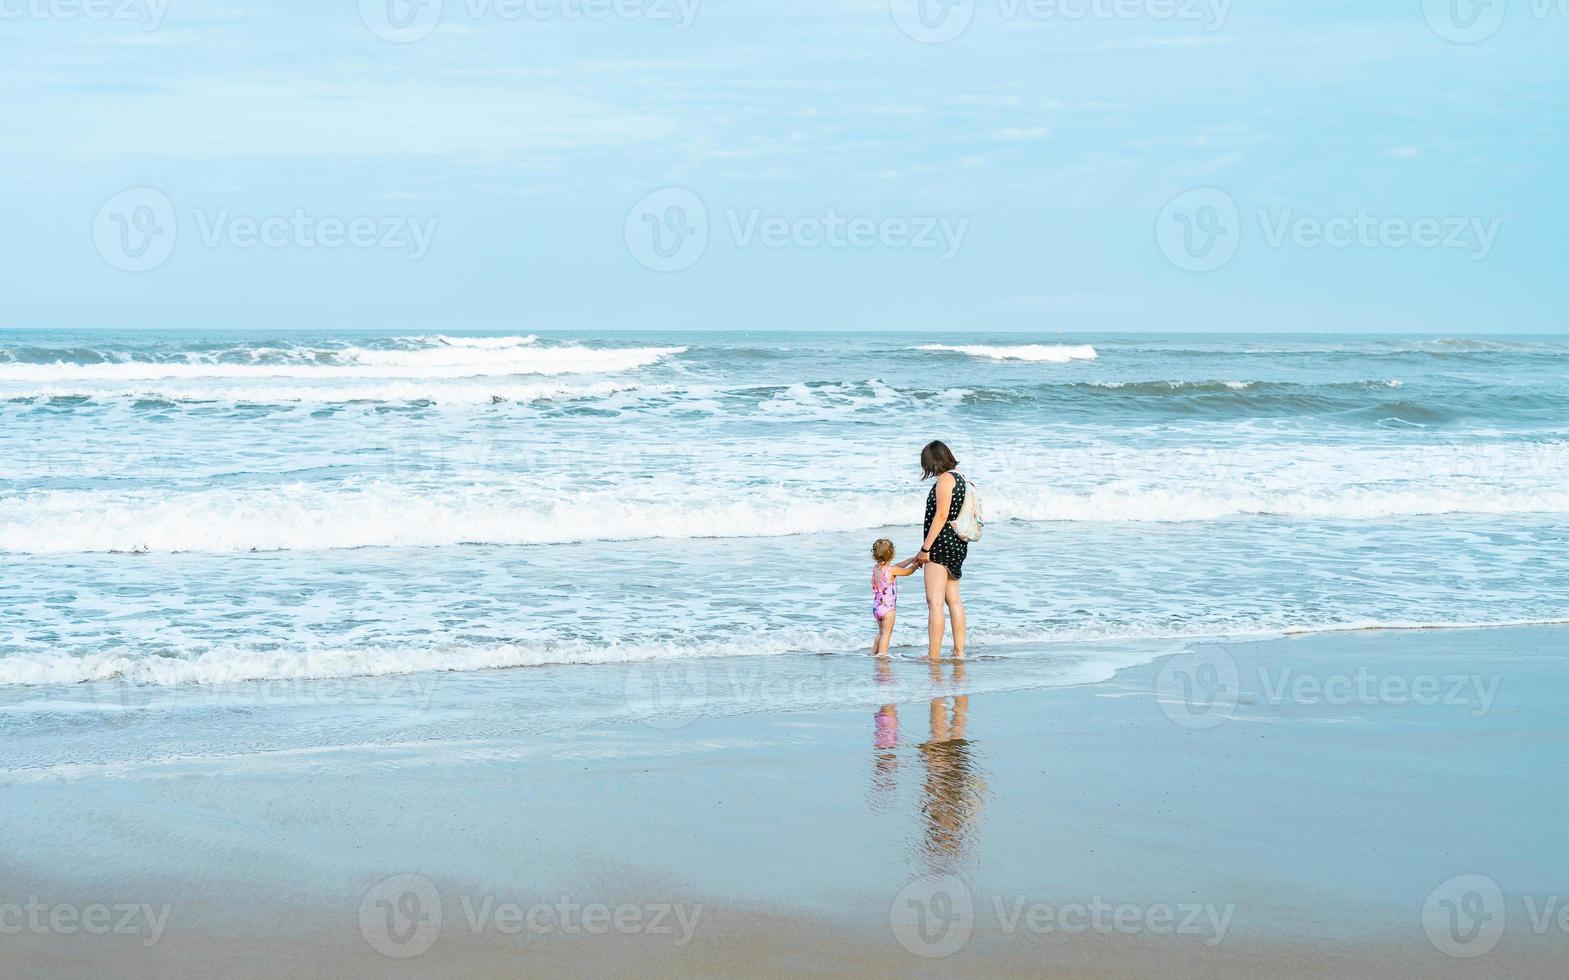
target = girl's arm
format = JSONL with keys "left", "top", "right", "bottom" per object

{"left": 918, "top": 473, "right": 955, "bottom": 560}
{"left": 889, "top": 563, "right": 919, "bottom": 577}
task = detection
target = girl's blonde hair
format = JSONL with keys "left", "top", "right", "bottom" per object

{"left": 871, "top": 538, "right": 895, "bottom": 563}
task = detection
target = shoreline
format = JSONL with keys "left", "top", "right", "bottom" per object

{"left": 7, "top": 612, "right": 1569, "bottom": 689}
{"left": 3, "top": 625, "right": 1567, "bottom": 976}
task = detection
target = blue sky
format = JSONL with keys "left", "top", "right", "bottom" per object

{"left": 1, "top": 0, "right": 1564, "bottom": 331}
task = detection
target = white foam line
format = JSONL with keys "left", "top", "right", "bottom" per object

{"left": 915, "top": 343, "right": 1098, "bottom": 363}
{"left": 0, "top": 346, "right": 685, "bottom": 382}
{"left": 4, "top": 380, "right": 642, "bottom": 406}
{"left": 9, "top": 481, "right": 1569, "bottom": 556}
{"left": 1, "top": 617, "right": 1564, "bottom": 688}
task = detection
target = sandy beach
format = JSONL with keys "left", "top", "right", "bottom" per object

{"left": 4, "top": 625, "right": 1566, "bottom": 977}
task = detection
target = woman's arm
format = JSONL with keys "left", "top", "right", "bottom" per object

{"left": 918, "top": 473, "right": 955, "bottom": 559}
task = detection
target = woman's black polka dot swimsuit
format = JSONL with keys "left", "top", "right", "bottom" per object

{"left": 923, "top": 473, "right": 968, "bottom": 579}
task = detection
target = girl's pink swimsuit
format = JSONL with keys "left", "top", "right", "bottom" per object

{"left": 872, "top": 564, "right": 897, "bottom": 621}
{"left": 874, "top": 708, "right": 899, "bottom": 749}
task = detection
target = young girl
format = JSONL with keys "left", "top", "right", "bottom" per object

{"left": 871, "top": 538, "right": 920, "bottom": 656}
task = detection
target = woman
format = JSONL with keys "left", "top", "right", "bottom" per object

{"left": 914, "top": 440, "right": 968, "bottom": 660}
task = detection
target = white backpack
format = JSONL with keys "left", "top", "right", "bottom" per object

{"left": 949, "top": 474, "right": 984, "bottom": 543}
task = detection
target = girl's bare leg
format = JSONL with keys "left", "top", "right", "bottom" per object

{"left": 873, "top": 611, "right": 895, "bottom": 656}
{"left": 924, "top": 561, "right": 950, "bottom": 659}
{"left": 945, "top": 577, "right": 966, "bottom": 659}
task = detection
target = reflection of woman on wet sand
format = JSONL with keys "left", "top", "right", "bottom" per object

{"left": 917, "top": 661, "right": 985, "bottom": 869}
{"left": 869, "top": 659, "right": 987, "bottom": 868}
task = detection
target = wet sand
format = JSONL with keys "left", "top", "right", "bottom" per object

{"left": 3, "top": 626, "right": 1567, "bottom": 976}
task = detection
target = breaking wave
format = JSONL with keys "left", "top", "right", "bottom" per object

{"left": 914, "top": 343, "right": 1098, "bottom": 363}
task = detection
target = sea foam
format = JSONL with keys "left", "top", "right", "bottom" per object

{"left": 0, "top": 342, "right": 682, "bottom": 384}
{"left": 7, "top": 478, "right": 1569, "bottom": 555}
{"left": 915, "top": 343, "right": 1098, "bottom": 363}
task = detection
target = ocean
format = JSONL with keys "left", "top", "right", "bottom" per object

{"left": 3, "top": 329, "right": 1568, "bottom": 693}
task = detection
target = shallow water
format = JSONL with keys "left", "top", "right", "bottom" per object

{"left": 3, "top": 329, "right": 1568, "bottom": 686}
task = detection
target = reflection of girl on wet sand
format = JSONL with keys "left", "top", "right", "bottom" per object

{"left": 871, "top": 704, "right": 900, "bottom": 807}
{"left": 870, "top": 658, "right": 899, "bottom": 808}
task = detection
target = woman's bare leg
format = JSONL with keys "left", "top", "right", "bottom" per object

{"left": 945, "top": 578, "right": 966, "bottom": 659}
{"left": 924, "top": 561, "right": 950, "bottom": 659}
{"left": 929, "top": 696, "right": 950, "bottom": 740}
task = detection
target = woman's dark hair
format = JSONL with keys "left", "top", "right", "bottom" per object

{"left": 920, "top": 440, "right": 958, "bottom": 479}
